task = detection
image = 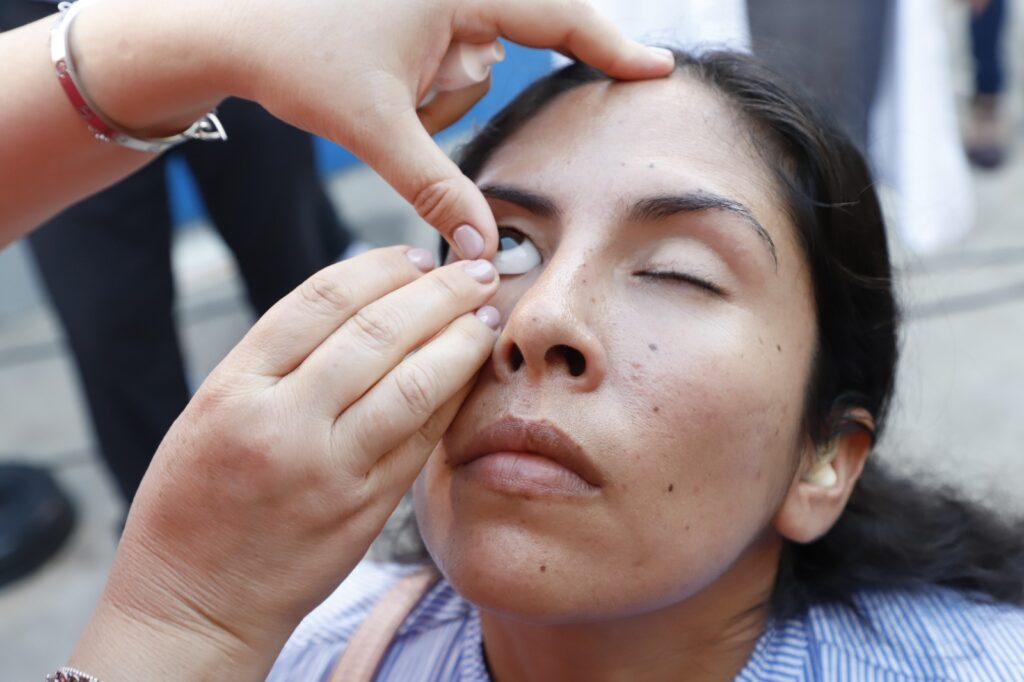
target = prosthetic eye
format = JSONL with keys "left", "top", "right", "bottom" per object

{"left": 492, "top": 228, "right": 541, "bottom": 275}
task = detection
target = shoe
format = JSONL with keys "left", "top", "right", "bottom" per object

{"left": 965, "top": 94, "right": 1009, "bottom": 169}
{"left": 0, "top": 463, "right": 76, "bottom": 587}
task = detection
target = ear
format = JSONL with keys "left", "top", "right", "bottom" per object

{"left": 771, "top": 408, "right": 874, "bottom": 544}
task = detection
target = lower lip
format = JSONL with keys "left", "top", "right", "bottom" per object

{"left": 457, "top": 452, "right": 599, "bottom": 497}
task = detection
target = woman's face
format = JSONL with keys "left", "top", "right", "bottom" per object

{"left": 414, "top": 75, "right": 818, "bottom": 622}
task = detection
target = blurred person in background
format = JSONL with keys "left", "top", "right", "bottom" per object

{"left": 0, "top": 0, "right": 355, "bottom": 504}
{"left": 966, "top": 0, "right": 1011, "bottom": 168}
{"left": 581, "top": 0, "right": 975, "bottom": 254}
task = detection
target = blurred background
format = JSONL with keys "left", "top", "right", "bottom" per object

{"left": 1, "top": 0, "right": 1022, "bottom": 678}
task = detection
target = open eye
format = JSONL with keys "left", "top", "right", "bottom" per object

{"left": 493, "top": 228, "right": 541, "bottom": 275}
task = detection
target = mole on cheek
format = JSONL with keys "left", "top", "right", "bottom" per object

{"left": 539, "top": 565, "right": 546, "bottom": 573}
{"left": 652, "top": 406, "right": 660, "bottom": 413}
{"left": 648, "top": 342, "right": 658, "bottom": 351}
{"left": 667, "top": 483, "right": 675, "bottom": 493}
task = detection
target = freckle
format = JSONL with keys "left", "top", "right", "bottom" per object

{"left": 652, "top": 406, "right": 660, "bottom": 413}
{"left": 668, "top": 483, "right": 674, "bottom": 492}
{"left": 648, "top": 162, "right": 655, "bottom": 169}
{"left": 540, "top": 565, "right": 546, "bottom": 573}
{"left": 590, "top": 297, "right": 597, "bottom": 303}
{"left": 776, "top": 344, "right": 782, "bottom": 352}
{"left": 692, "top": 485, "right": 701, "bottom": 494}
{"left": 648, "top": 343, "right": 658, "bottom": 351}
{"left": 582, "top": 278, "right": 587, "bottom": 284}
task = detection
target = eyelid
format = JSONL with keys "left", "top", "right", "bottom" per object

{"left": 634, "top": 270, "right": 727, "bottom": 297}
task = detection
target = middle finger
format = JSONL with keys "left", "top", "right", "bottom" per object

{"left": 281, "top": 258, "right": 499, "bottom": 416}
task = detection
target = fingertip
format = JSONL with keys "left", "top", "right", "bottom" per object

{"left": 474, "top": 305, "right": 502, "bottom": 331}
{"left": 405, "top": 247, "right": 437, "bottom": 272}
{"left": 646, "top": 46, "right": 677, "bottom": 73}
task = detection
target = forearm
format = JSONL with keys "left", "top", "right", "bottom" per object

{"left": 0, "top": 2, "right": 228, "bottom": 246}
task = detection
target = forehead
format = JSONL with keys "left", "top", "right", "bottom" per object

{"left": 477, "top": 75, "right": 786, "bottom": 235}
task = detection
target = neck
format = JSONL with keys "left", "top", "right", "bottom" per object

{"left": 479, "top": 534, "right": 782, "bottom": 682}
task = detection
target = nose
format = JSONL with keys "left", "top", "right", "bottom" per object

{"left": 491, "top": 260, "right": 607, "bottom": 392}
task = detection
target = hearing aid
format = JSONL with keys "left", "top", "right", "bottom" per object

{"left": 419, "top": 41, "right": 506, "bottom": 107}
{"left": 804, "top": 448, "right": 838, "bottom": 488}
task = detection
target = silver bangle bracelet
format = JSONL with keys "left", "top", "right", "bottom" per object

{"left": 50, "top": 0, "right": 227, "bottom": 153}
{"left": 46, "top": 667, "right": 101, "bottom": 682}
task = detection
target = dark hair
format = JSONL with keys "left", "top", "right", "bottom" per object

{"left": 432, "top": 49, "right": 1024, "bottom": 618}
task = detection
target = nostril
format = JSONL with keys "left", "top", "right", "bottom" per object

{"left": 547, "top": 345, "right": 586, "bottom": 377}
{"left": 508, "top": 343, "right": 525, "bottom": 372}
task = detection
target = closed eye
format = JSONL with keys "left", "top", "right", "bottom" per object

{"left": 635, "top": 270, "right": 726, "bottom": 297}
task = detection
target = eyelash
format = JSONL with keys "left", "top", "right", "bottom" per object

{"left": 635, "top": 270, "right": 726, "bottom": 297}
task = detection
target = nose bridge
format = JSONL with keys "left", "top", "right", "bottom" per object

{"left": 517, "top": 245, "right": 589, "bottom": 321}
{"left": 493, "top": 243, "right": 607, "bottom": 390}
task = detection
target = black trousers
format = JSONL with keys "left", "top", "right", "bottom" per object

{"left": 3, "top": 3, "right": 350, "bottom": 501}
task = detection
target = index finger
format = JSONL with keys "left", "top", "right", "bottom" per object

{"left": 454, "top": 0, "right": 675, "bottom": 80}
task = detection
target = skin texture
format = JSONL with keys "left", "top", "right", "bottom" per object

{"left": 414, "top": 75, "right": 855, "bottom": 681}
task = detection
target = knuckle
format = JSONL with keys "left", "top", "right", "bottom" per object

{"left": 349, "top": 304, "right": 403, "bottom": 353}
{"left": 393, "top": 363, "right": 441, "bottom": 418}
{"left": 299, "top": 273, "right": 356, "bottom": 316}
{"left": 431, "top": 267, "right": 471, "bottom": 305}
{"left": 412, "top": 177, "right": 462, "bottom": 229}
{"left": 453, "top": 313, "right": 492, "bottom": 348}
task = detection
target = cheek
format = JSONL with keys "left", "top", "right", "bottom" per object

{"left": 607, "top": 303, "right": 813, "bottom": 530}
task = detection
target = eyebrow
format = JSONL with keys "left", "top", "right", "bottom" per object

{"left": 480, "top": 183, "right": 777, "bottom": 268}
{"left": 480, "top": 184, "right": 560, "bottom": 218}
{"left": 629, "top": 193, "right": 778, "bottom": 267}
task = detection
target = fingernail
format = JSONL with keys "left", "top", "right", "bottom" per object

{"left": 405, "top": 247, "right": 435, "bottom": 272}
{"left": 488, "top": 41, "right": 506, "bottom": 66}
{"left": 453, "top": 225, "right": 485, "bottom": 260}
{"left": 462, "top": 259, "right": 496, "bottom": 283}
{"left": 475, "top": 305, "right": 501, "bottom": 330}
{"left": 648, "top": 46, "right": 675, "bottom": 67}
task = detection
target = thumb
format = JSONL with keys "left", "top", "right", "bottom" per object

{"left": 354, "top": 104, "right": 497, "bottom": 260}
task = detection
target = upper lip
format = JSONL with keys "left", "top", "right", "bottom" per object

{"left": 451, "top": 416, "right": 603, "bottom": 487}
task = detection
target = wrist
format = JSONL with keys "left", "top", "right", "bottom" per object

{"left": 67, "top": 0, "right": 230, "bottom": 137}
{"left": 68, "top": 594, "right": 275, "bottom": 681}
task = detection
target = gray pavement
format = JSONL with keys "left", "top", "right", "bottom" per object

{"left": 2, "top": 6, "right": 1024, "bottom": 679}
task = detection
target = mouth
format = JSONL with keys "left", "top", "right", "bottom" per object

{"left": 449, "top": 416, "right": 603, "bottom": 497}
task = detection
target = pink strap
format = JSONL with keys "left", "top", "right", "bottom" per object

{"left": 329, "top": 567, "right": 440, "bottom": 682}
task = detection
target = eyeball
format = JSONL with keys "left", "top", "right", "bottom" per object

{"left": 492, "top": 228, "right": 541, "bottom": 275}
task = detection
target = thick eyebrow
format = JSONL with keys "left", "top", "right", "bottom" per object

{"left": 629, "top": 192, "right": 778, "bottom": 268}
{"left": 480, "top": 184, "right": 560, "bottom": 219}
{"left": 480, "top": 184, "right": 777, "bottom": 269}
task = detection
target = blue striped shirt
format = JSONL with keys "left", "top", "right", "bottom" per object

{"left": 268, "top": 561, "right": 1024, "bottom": 681}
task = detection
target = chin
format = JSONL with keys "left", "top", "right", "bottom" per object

{"left": 430, "top": 533, "right": 621, "bottom": 624}
{"left": 413, "top": 492, "right": 607, "bottom": 622}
